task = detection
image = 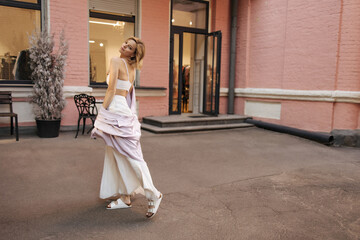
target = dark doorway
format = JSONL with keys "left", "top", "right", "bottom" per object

{"left": 169, "top": 0, "right": 221, "bottom": 116}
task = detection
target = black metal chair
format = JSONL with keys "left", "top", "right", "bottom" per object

{"left": 74, "top": 94, "right": 98, "bottom": 138}
{"left": 0, "top": 91, "right": 19, "bottom": 141}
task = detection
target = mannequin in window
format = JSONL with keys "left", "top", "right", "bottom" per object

{"left": 182, "top": 65, "right": 190, "bottom": 112}
{"left": 13, "top": 49, "right": 32, "bottom": 80}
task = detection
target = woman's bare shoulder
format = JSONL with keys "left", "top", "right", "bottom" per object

{"left": 110, "top": 56, "right": 121, "bottom": 64}
{"left": 110, "top": 57, "right": 127, "bottom": 73}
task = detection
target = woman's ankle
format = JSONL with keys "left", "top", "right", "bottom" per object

{"left": 121, "top": 195, "right": 131, "bottom": 204}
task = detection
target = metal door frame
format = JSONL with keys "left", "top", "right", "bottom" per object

{"left": 202, "top": 31, "right": 222, "bottom": 116}
{"left": 169, "top": 0, "right": 221, "bottom": 115}
{"left": 169, "top": 29, "right": 208, "bottom": 115}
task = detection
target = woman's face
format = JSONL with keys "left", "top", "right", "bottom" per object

{"left": 119, "top": 39, "right": 136, "bottom": 58}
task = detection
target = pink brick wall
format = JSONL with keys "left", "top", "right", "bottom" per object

{"left": 333, "top": 103, "right": 360, "bottom": 130}
{"left": 138, "top": 97, "right": 168, "bottom": 118}
{"left": 240, "top": 0, "right": 341, "bottom": 90}
{"left": 212, "top": 0, "right": 231, "bottom": 114}
{"left": 234, "top": 0, "right": 360, "bottom": 131}
{"left": 248, "top": 0, "right": 287, "bottom": 89}
{"left": 212, "top": 0, "right": 230, "bottom": 89}
{"left": 281, "top": 101, "right": 333, "bottom": 132}
{"left": 139, "top": 0, "right": 170, "bottom": 117}
{"left": 50, "top": 0, "right": 88, "bottom": 87}
{"left": 61, "top": 99, "right": 79, "bottom": 127}
{"left": 282, "top": 0, "right": 340, "bottom": 90}
{"left": 50, "top": 0, "right": 171, "bottom": 125}
{"left": 239, "top": 98, "right": 334, "bottom": 132}
{"left": 336, "top": 0, "right": 360, "bottom": 91}
{"left": 236, "top": 0, "right": 249, "bottom": 89}
{"left": 50, "top": 0, "right": 88, "bottom": 126}
{"left": 334, "top": 0, "right": 360, "bottom": 132}
{"left": 42, "top": 0, "right": 359, "bottom": 131}
{"left": 219, "top": 96, "right": 228, "bottom": 115}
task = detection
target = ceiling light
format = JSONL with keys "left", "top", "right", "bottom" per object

{"left": 100, "top": 43, "right": 104, "bottom": 47}
{"left": 115, "top": 21, "right": 125, "bottom": 27}
{"left": 89, "top": 40, "right": 95, "bottom": 43}
{"left": 89, "top": 20, "right": 120, "bottom": 27}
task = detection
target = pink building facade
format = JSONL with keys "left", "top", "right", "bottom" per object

{"left": 0, "top": 0, "right": 359, "bottom": 133}
{"left": 233, "top": 0, "right": 360, "bottom": 132}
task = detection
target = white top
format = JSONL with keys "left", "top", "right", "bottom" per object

{"left": 106, "top": 58, "right": 135, "bottom": 91}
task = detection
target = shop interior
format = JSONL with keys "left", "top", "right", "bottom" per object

{"left": 172, "top": 33, "right": 205, "bottom": 114}
{"left": 0, "top": 5, "right": 40, "bottom": 81}
{"left": 89, "top": 16, "right": 134, "bottom": 84}
{"left": 171, "top": 0, "right": 207, "bottom": 114}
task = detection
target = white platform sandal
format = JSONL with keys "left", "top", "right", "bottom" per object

{"left": 146, "top": 193, "right": 163, "bottom": 219}
{"left": 106, "top": 197, "right": 132, "bottom": 209}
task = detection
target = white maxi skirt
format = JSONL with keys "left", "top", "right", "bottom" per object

{"left": 99, "top": 95, "right": 161, "bottom": 200}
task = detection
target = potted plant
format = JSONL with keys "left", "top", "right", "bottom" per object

{"left": 28, "top": 28, "right": 68, "bottom": 138}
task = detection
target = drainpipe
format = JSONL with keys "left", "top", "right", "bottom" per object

{"left": 228, "top": 0, "right": 238, "bottom": 114}
{"left": 245, "top": 119, "right": 334, "bottom": 145}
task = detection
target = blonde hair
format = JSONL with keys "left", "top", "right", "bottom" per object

{"left": 127, "top": 36, "right": 145, "bottom": 70}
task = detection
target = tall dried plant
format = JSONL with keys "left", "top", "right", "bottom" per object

{"left": 29, "top": 28, "right": 68, "bottom": 120}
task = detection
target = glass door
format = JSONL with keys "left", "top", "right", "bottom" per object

{"left": 169, "top": 32, "right": 182, "bottom": 114}
{"left": 170, "top": 30, "right": 221, "bottom": 115}
{"left": 203, "top": 31, "right": 221, "bottom": 116}
{"left": 170, "top": 0, "right": 209, "bottom": 115}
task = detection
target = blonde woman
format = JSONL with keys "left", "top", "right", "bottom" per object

{"left": 92, "top": 37, "right": 163, "bottom": 218}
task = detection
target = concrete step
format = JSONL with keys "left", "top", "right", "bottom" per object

{"left": 142, "top": 114, "right": 250, "bottom": 128}
{"left": 141, "top": 122, "right": 254, "bottom": 134}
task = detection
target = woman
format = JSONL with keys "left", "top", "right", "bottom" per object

{"left": 91, "top": 37, "right": 163, "bottom": 219}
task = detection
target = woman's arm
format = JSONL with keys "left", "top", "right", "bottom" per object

{"left": 102, "top": 58, "right": 119, "bottom": 109}
{"left": 128, "top": 66, "right": 137, "bottom": 94}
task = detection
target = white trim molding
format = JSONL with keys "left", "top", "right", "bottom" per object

{"left": 220, "top": 88, "right": 360, "bottom": 103}
{"left": 91, "top": 87, "right": 166, "bottom": 98}
{"left": 64, "top": 86, "right": 93, "bottom": 97}
{"left": 2, "top": 86, "right": 166, "bottom": 98}
{"left": 64, "top": 86, "right": 166, "bottom": 98}
{"left": 0, "top": 87, "right": 34, "bottom": 98}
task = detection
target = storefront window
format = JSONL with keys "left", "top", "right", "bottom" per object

{"left": 0, "top": 3, "right": 41, "bottom": 83}
{"left": 89, "top": 12, "right": 135, "bottom": 85}
{"left": 12, "top": 0, "right": 39, "bottom": 3}
{"left": 172, "top": 0, "right": 207, "bottom": 29}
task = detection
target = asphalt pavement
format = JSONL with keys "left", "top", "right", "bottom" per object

{"left": 0, "top": 127, "right": 359, "bottom": 240}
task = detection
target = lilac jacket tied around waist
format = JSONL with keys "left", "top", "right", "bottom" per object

{"left": 91, "top": 88, "right": 144, "bottom": 162}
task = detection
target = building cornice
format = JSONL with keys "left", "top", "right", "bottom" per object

{"left": 220, "top": 88, "right": 360, "bottom": 103}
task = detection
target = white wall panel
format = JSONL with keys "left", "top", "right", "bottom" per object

{"left": 245, "top": 100, "right": 281, "bottom": 120}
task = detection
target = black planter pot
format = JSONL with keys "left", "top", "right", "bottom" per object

{"left": 36, "top": 118, "right": 61, "bottom": 138}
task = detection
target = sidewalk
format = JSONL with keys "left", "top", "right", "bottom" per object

{"left": 1, "top": 127, "right": 360, "bottom": 240}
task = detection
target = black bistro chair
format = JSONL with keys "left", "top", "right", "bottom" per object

{"left": 0, "top": 91, "right": 19, "bottom": 141}
{"left": 74, "top": 94, "right": 98, "bottom": 138}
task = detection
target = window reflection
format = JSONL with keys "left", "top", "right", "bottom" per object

{"left": 89, "top": 16, "right": 134, "bottom": 84}
{"left": 172, "top": 34, "right": 180, "bottom": 112}
{"left": 172, "top": 0, "right": 207, "bottom": 29}
{"left": 12, "top": 0, "right": 39, "bottom": 3}
{"left": 0, "top": 5, "right": 40, "bottom": 81}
